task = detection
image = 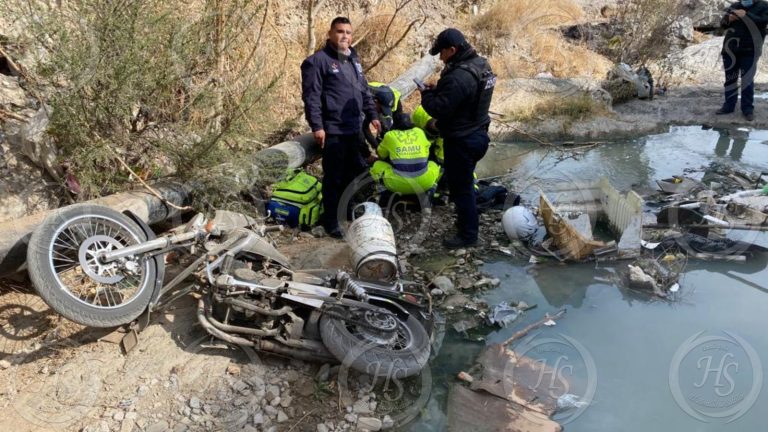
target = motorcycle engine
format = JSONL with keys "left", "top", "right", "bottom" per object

{"left": 211, "top": 262, "right": 276, "bottom": 325}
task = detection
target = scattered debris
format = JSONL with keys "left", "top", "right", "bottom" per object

{"left": 452, "top": 318, "right": 481, "bottom": 333}
{"left": 656, "top": 176, "right": 703, "bottom": 195}
{"left": 538, "top": 178, "right": 643, "bottom": 261}
{"left": 625, "top": 254, "right": 685, "bottom": 298}
{"left": 457, "top": 371, "right": 474, "bottom": 383}
{"left": 447, "top": 385, "right": 562, "bottom": 432}
{"left": 447, "top": 310, "right": 571, "bottom": 431}
{"left": 486, "top": 301, "right": 536, "bottom": 328}
{"left": 557, "top": 393, "right": 589, "bottom": 411}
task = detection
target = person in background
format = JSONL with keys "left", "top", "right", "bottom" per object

{"left": 717, "top": 0, "right": 768, "bottom": 121}
{"left": 419, "top": 28, "right": 496, "bottom": 248}
{"left": 300, "top": 16, "right": 381, "bottom": 238}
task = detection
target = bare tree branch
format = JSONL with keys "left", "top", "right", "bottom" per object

{"left": 382, "top": 0, "right": 414, "bottom": 45}
{"left": 306, "top": 0, "right": 326, "bottom": 56}
{"left": 364, "top": 17, "right": 424, "bottom": 73}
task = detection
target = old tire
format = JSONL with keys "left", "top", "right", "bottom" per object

{"left": 320, "top": 306, "right": 430, "bottom": 378}
{"left": 27, "top": 204, "right": 157, "bottom": 328}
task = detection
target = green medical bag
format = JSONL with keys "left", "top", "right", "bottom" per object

{"left": 267, "top": 169, "right": 323, "bottom": 228}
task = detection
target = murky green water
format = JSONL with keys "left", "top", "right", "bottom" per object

{"left": 408, "top": 126, "right": 768, "bottom": 431}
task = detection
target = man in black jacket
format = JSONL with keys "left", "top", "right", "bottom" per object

{"left": 718, "top": 0, "right": 768, "bottom": 121}
{"left": 420, "top": 28, "right": 496, "bottom": 248}
{"left": 301, "top": 17, "right": 381, "bottom": 237}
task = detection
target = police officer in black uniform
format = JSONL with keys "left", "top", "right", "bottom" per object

{"left": 420, "top": 28, "right": 496, "bottom": 248}
{"left": 717, "top": 0, "right": 768, "bottom": 121}
{"left": 301, "top": 17, "right": 381, "bottom": 238}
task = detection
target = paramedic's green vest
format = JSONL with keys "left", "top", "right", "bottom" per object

{"left": 377, "top": 128, "right": 431, "bottom": 178}
{"left": 411, "top": 105, "right": 444, "bottom": 164}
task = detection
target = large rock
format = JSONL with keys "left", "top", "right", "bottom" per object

{"left": 5, "top": 106, "right": 61, "bottom": 181}
{"left": 571, "top": 0, "right": 620, "bottom": 17}
{"left": 0, "top": 139, "right": 58, "bottom": 224}
{"left": 671, "top": 16, "right": 695, "bottom": 42}
{"left": 432, "top": 276, "right": 455, "bottom": 295}
{"left": 683, "top": 0, "right": 731, "bottom": 29}
{"left": 667, "top": 36, "right": 768, "bottom": 84}
{"left": 0, "top": 75, "right": 27, "bottom": 108}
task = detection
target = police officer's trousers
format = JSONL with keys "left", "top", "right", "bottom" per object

{"left": 321, "top": 134, "right": 367, "bottom": 232}
{"left": 443, "top": 129, "right": 490, "bottom": 242}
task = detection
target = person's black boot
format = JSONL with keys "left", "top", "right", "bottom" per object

{"left": 716, "top": 108, "right": 735, "bottom": 115}
{"left": 744, "top": 112, "right": 755, "bottom": 121}
{"left": 324, "top": 225, "right": 343, "bottom": 239}
{"left": 442, "top": 235, "right": 477, "bottom": 249}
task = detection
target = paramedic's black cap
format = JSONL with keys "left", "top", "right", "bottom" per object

{"left": 429, "top": 28, "right": 467, "bottom": 55}
{"left": 370, "top": 85, "right": 395, "bottom": 117}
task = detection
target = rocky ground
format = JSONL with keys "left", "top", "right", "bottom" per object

{"left": 0, "top": 279, "right": 401, "bottom": 432}
{"left": 0, "top": 200, "right": 515, "bottom": 432}
{"left": 493, "top": 82, "right": 768, "bottom": 142}
{"left": 3, "top": 1, "right": 768, "bottom": 431}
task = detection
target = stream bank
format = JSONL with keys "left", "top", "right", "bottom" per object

{"left": 404, "top": 124, "right": 768, "bottom": 431}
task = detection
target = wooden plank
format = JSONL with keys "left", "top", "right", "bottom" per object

{"left": 469, "top": 344, "right": 564, "bottom": 416}
{"left": 447, "top": 385, "right": 562, "bottom": 432}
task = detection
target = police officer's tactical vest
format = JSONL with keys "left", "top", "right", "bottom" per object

{"left": 455, "top": 60, "right": 496, "bottom": 125}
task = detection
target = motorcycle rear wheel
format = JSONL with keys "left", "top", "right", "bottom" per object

{"left": 27, "top": 204, "right": 157, "bottom": 328}
{"left": 320, "top": 306, "right": 430, "bottom": 378}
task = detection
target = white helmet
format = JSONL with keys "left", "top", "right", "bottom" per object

{"left": 502, "top": 206, "right": 538, "bottom": 242}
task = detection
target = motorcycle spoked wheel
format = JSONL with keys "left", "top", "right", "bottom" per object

{"left": 319, "top": 305, "right": 430, "bottom": 378}
{"left": 26, "top": 204, "right": 157, "bottom": 328}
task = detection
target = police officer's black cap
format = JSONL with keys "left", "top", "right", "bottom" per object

{"left": 429, "top": 28, "right": 468, "bottom": 56}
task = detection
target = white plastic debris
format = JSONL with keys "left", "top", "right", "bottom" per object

{"left": 488, "top": 302, "right": 522, "bottom": 328}
{"left": 557, "top": 393, "right": 589, "bottom": 411}
{"left": 457, "top": 371, "right": 474, "bottom": 383}
{"left": 543, "top": 319, "right": 557, "bottom": 327}
{"left": 669, "top": 283, "right": 680, "bottom": 293}
{"left": 640, "top": 240, "right": 660, "bottom": 250}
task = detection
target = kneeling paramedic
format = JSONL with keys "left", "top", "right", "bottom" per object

{"left": 364, "top": 85, "right": 441, "bottom": 197}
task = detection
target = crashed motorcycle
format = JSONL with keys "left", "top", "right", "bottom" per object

{"left": 26, "top": 204, "right": 436, "bottom": 378}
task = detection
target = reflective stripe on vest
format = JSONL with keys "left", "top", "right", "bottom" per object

{"left": 392, "top": 158, "right": 429, "bottom": 178}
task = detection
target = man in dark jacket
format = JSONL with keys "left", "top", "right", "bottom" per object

{"left": 420, "top": 28, "right": 496, "bottom": 248}
{"left": 301, "top": 17, "right": 381, "bottom": 237}
{"left": 718, "top": 0, "right": 768, "bottom": 121}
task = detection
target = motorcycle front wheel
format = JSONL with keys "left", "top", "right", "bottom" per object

{"left": 320, "top": 306, "right": 430, "bottom": 378}
{"left": 27, "top": 204, "right": 157, "bottom": 328}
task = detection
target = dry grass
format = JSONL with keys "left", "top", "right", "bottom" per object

{"left": 609, "top": 0, "right": 686, "bottom": 65}
{"left": 472, "top": 0, "right": 583, "bottom": 40}
{"left": 473, "top": 0, "right": 610, "bottom": 80}
{"left": 3, "top": 0, "right": 304, "bottom": 200}
{"left": 491, "top": 32, "right": 612, "bottom": 79}
{"left": 504, "top": 94, "right": 608, "bottom": 124}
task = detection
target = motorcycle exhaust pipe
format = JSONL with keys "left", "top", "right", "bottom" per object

{"left": 196, "top": 299, "right": 256, "bottom": 347}
{"left": 222, "top": 297, "right": 292, "bottom": 316}
{"left": 197, "top": 298, "right": 337, "bottom": 364}
{"left": 259, "top": 340, "right": 337, "bottom": 364}
{"left": 205, "top": 311, "right": 281, "bottom": 337}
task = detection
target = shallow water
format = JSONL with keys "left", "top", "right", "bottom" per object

{"left": 407, "top": 126, "right": 768, "bottom": 431}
